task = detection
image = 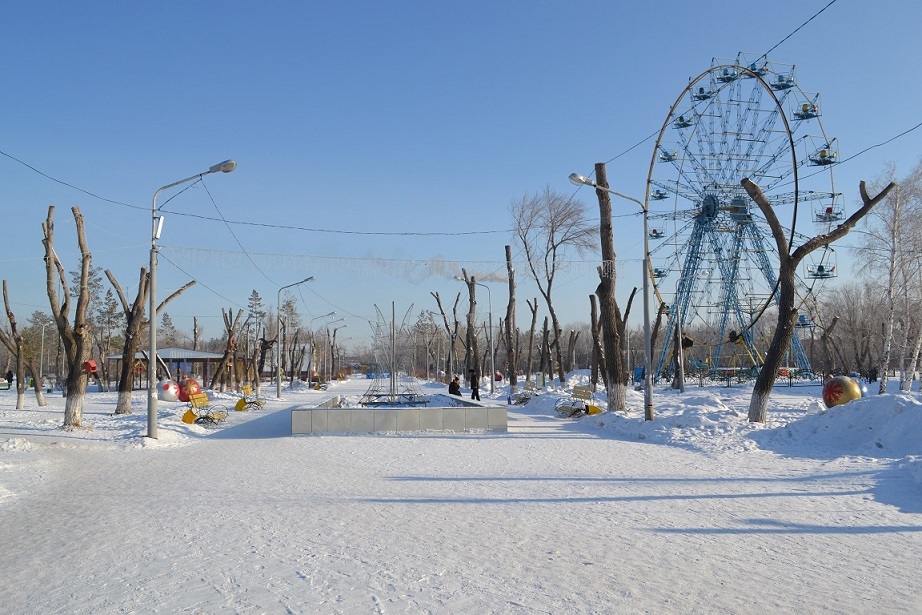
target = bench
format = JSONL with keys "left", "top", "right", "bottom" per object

{"left": 555, "top": 385, "right": 601, "bottom": 418}
{"left": 234, "top": 384, "right": 265, "bottom": 411}
{"left": 182, "top": 392, "right": 228, "bottom": 426}
{"left": 512, "top": 380, "right": 540, "bottom": 404}
{"left": 0, "top": 380, "right": 10, "bottom": 390}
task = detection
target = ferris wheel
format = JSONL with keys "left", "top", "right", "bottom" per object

{"left": 646, "top": 53, "right": 840, "bottom": 379}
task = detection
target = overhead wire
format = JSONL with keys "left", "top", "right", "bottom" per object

{"left": 200, "top": 179, "right": 278, "bottom": 288}
{"left": 158, "top": 252, "right": 246, "bottom": 311}
{"left": 595, "top": 0, "right": 844, "bottom": 175}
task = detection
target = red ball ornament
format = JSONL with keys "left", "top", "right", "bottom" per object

{"left": 177, "top": 378, "right": 201, "bottom": 402}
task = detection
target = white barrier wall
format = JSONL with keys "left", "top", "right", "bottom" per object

{"left": 291, "top": 405, "right": 507, "bottom": 434}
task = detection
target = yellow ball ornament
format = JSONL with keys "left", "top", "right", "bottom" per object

{"left": 822, "top": 376, "right": 862, "bottom": 408}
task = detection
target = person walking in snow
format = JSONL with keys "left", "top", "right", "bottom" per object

{"left": 469, "top": 369, "right": 480, "bottom": 401}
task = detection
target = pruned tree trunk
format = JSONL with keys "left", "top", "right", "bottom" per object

{"left": 540, "top": 316, "right": 550, "bottom": 386}
{"left": 744, "top": 178, "right": 895, "bottom": 422}
{"left": 106, "top": 268, "right": 194, "bottom": 415}
{"left": 505, "top": 245, "right": 517, "bottom": 388}
{"left": 591, "top": 163, "right": 628, "bottom": 412}
{"left": 256, "top": 335, "right": 274, "bottom": 394}
{"left": 209, "top": 308, "right": 244, "bottom": 391}
{"left": 42, "top": 206, "right": 93, "bottom": 429}
{"left": 432, "top": 290, "right": 463, "bottom": 381}
{"left": 590, "top": 294, "right": 605, "bottom": 390}
{"left": 0, "top": 283, "right": 47, "bottom": 408}
{"left": 460, "top": 269, "right": 480, "bottom": 377}
{"left": 819, "top": 316, "right": 839, "bottom": 375}
{"left": 525, "top": 298, "right": 538, "bottom": 383}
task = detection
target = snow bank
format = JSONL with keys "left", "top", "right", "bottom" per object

{"left": 753, "top": 393, "right": 922, "bottom": 459}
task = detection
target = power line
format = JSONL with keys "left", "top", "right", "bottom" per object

{"left": 1, "top": 145, "right": 515, "bottom": 236}
{"left": 598, "top": 0, "right": 842, "bottom": 171}
{"left": 0, "top": 148, "right": 143, "bottom": 210}
{"left": 840, "top": 121, "right": 922, "bottom": 163}
{"left": 759, "top": 0, "right": 839, "bottom": 61}
{"left": 201, "top": 179, "right": 278, "bottom": 288}
{"left": 158, "top": 252, "right": 245, "bottom": 311}
{"left": 157, "top": 208, "right": 512, "bottom": 236}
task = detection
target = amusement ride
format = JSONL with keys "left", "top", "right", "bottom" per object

{"left": 644, "top": 53, "right": 841, "bottom": 380}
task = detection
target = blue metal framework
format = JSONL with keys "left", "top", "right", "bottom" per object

{"left": 646, "top": 54, "right": 839, "bottom": 379}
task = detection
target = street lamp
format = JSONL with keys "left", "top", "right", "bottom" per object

{"left": 455, "top": 276, "right": 494, "bottom": 395}
{"left": 569, "top": 172, "right": 654, "bottom": 420}
{"left": 276, "top": 277, "right": 316, "bottom": 399}
{"left": 148, "top": 160, "right": 237, "bottom": 439}
{"left": 330, "top": 324, "right": 348, "bottom": 382}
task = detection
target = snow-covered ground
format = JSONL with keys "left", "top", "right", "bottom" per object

{"left": 1, "top": 374, "right": 920, "bottom": 614}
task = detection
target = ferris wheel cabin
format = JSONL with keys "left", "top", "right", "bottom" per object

{"left": 770, "top": 73, "right": 796, "bottom": 90}
{"left": 659, "top": 147, "right": 679, "bottom": 162}
{"left": 692, "top": 86, "right": 715, "bottom": 101}
{"left": 809, "top": 146, "right": 837, "bottom": 166}
{"left": 814, "top": 203, "right": 844, "bottom": 223}
{"left": 794, "top": 101, "right": 820, "bottom": 120}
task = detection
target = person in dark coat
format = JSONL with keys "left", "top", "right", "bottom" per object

{"left": 5, "top": 370, "right": 12, "bottom": 386}
{"left": 448, "top": 376, "right": 461, "bottom": 396}
{"left": 469, "top": 369, "right": 480, "bottom": 401}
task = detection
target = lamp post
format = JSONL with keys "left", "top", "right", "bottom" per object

{"left": 331, "top": 324, "right": 348, "bottom": 382}
{"left": 148, "top": 160, "right": 236, "bottom": 439}
{"left": 276, "top": 277, "right": 315, "bottom": 399}
{"left": 569, "top": 172, "right": 654, "bottom": 420}
{"left": 455, "top": 276, "right": 494, "bottom": 395}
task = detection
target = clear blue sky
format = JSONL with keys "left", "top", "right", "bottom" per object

{"left": 2, "top": 0, "right": 919, "bottom": 348}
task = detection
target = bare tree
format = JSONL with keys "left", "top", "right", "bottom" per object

{"left": 431, "top": 290, "right": 462, "bottom": 380}
{"left": 902, "top": 269, "right": 922, "bottom": 390}
{"left": 587, "top": 163, "right": 634, "bottom": 412}
{"left": 589, "top": 295, "right": 604, "bottom": 390}
{"left": 42, "top": 206, "right": 94, "bottom": 428}
{"left": 209, "top": 308, "right": 244, "bottom": 391}
{"left": 504, "top": 245, "right": 517, "bottom": 388}
{"left": 510, "top": 186, "right": 597, "bottom": 384}
{"left": 819, "top": 281, "right": 882, "bottom": 376}
{"left": 540, "top": 316, "right": 551, "bottom": 385}
{"left": 524, "top": 298, "right": 538, "bottom": 383}
{"left": 856, "top": 169, "right": 907, "bottom": 392}
{"left": 743, "top": 178, "right": 895, "bottom": 422}
{"left": 106, "top": 267, "right": 194, "bottom": 415}
{"left": 852, "top": 161, "right": 922, "bottom": 391}
{"left": 818, "top": 315, "right": 840, "bottom": 375}
{"left": 458, "top": 269, "right": 480, "bottom": 377}
{"left": 1, "top": 282, "right": 47, "bottom": 408}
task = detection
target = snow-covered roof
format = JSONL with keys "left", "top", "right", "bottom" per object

{"left": 106, "top": 347, "right": 224, "bottom": 361}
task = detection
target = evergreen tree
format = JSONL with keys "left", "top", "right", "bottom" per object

{"left": 160, "top": 312, "right": 179, "bottom": 347}
{"left": 247, "top": 289, "right": 267, "bottom": 328}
